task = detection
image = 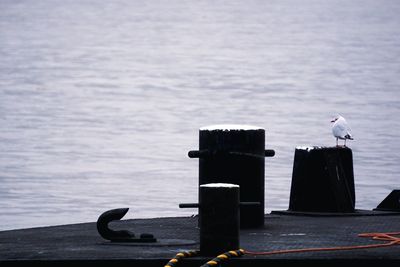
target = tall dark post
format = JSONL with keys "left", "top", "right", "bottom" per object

{"left": 189, "top": 124, "right": 274, "bottom": 228}
{"left": 289, "top": 146, "right": 355, "bottom": 213}
{"left": 199, "top": 183, "right": 240, "bottom": 256}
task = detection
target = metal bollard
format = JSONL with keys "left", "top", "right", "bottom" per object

{"left": 199, "top": 183, "right": 240, "bottom": 256}
{"left": 180, "top": 183, "right": 260, "bottom": 256}
{"left": 188, "top": 124, "right": 274, "bottom": 228}
{"left": 184, "top": 183, "right": 241, "bottom": 256}
{"left": 289, "top": 146, "right": 355, "bottom": 213}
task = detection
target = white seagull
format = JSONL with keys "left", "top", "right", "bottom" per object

{"left": 331, "top": 115, "right": 354, "bottom": 147}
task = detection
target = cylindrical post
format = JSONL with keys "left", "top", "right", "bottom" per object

{"left": 190, "top": 124, "right": 272, "bottom": 228}
{"left": 199, "top": 183, "right": 240, "bottom": 256}
{"left": 289, "top": 146, "right": 355, "bottom": 213}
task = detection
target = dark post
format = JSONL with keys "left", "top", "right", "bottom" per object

{"left": 289, "top": 146, "right": 355, "bottom": 213}
{"left": 189, "top": 125, "right": 274, "bottom": 228}
{"left": 375, "top": 190, "right": 400, "bottom": 211}
{"left": 199, "top": 183, "right": 240, "bottom": 256}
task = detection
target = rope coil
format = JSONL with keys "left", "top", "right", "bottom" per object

{"left": 164, "top": 250, "right": 199, "bottom": 267}
{"left": 200, "top": 249, "right": 244, "bottom": 267}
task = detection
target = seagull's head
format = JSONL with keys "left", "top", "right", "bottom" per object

{"left": 330, "top": 114, "right": 342, "bottom": 123}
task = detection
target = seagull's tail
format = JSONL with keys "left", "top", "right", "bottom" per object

{"left": 345, "top": 134, "right": 354, "bottom": 140}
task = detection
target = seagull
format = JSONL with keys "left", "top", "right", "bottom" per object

{"left": 331, "top": 115, "right": 353, "bottom": 147}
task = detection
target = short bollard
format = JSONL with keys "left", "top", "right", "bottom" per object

{"left": 200, "top": 183, "right": 240, "bottom": 256}
{"left": 180, "top": 183, "right": 241, "bottom": 256}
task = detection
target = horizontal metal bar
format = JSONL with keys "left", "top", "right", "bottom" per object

{"left": 265, "top": 149, "right": 275, "bottom": 157}
{"left": 188, "top": 150, "right": 209, "bottom": 158}
{"left": 179, "top": 203, "right": 200, "bottom": 208}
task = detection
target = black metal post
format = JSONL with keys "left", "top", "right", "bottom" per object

{"left": 199, "top": 183, "right": 240, "bottom": 256}
{"left": 189, "top": 125, "right": 274, "bottom": 228}
{"left": 289, "top": 146, "right": 355, "bottom": 213}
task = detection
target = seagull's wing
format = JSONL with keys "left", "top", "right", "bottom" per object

{"left": 341, "top": 119, "right": 353, "bottom": 136}
{"left": 333, "top": 123, "right": 347, "bottom": 138}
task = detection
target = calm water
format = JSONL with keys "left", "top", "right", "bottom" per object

{"left": 1, "top": 0, "right": 399, "bottom": 230}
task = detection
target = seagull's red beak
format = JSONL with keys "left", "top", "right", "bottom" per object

{"left": 331, "top": 118, "right": 337, "bottom": 123}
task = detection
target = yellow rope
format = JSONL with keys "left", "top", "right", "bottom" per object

{"left": 164, "top": 249, "right": 244, "bottom": 267}
{"left": 199, "top": 249, "right": 244, "bottom": 267}
{"left": 163, "top": 250, "right": 199, "bottom": 267}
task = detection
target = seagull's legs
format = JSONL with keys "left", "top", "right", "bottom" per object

{"left": 344, "top": 139, "right": 347, "bottom": 147}
{"left": 336, "top": 138, "right": 338, "bottom": 147}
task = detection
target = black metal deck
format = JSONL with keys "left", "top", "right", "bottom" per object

{"left": 1, "top": 211, "right": 400, "bottom": 266}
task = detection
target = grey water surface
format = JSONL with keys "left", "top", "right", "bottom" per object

{"left": 0, "top": 0, "right": 399, "bottom": 230}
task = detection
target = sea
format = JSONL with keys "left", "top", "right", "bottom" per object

{"left": 0, "top": 0, "right": 399, "bottom": 230}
